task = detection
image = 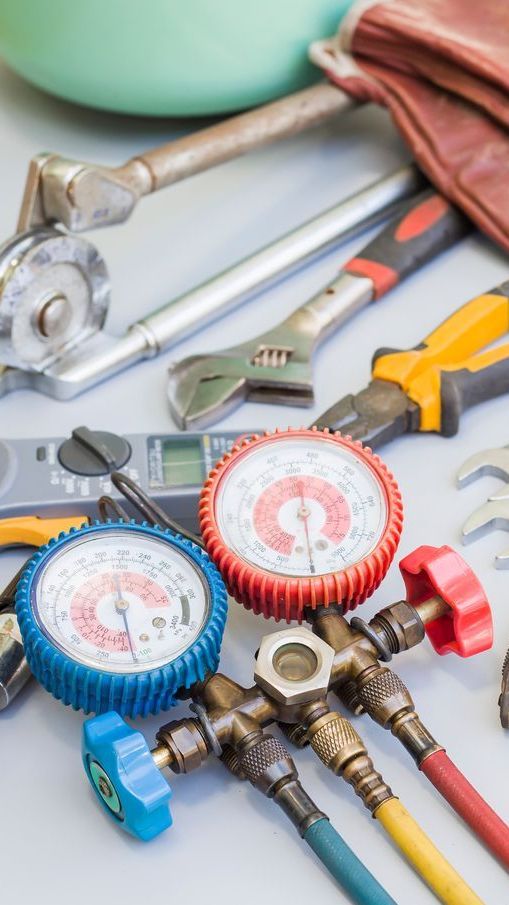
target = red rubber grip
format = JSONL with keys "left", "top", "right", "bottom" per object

{"left": 400, "top": 545, "right": 493, "bottom": 657}
{"left": 343, "top": 257, "right": 398, "bottom": 299}
{"left": 420, "top": 750, "right": 509, "bottom": 869}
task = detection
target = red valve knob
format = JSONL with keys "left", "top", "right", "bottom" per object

{"left": 399, "top": 545, "right": 493, "bottom": 657}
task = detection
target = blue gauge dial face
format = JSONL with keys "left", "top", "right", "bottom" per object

{"left": 31, "top": 529, "right": 210, "bottom": 674}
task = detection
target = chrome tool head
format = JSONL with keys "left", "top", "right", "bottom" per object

{"left": 457, "top": 445, "right": 509, "bottom": 493}
{"left": 461, "top": 498, "right": 509, "bottom": 568}
{"left": 0, "top": 227, "right": 109, "bottom": 371}
{"left": 458, "top": 445, "right": 509, "bottom": 567}
{"left": 167, "top": 340, "right": 314, "bottom": 429}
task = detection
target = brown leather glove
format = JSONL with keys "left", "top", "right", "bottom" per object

{"left": 311, "top": 0, "right": 509, "bottom": 252}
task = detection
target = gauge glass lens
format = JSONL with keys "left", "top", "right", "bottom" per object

{"left": 31, "top": 529, "right": 209, "bottom": 673}
{"left": 215, "top": 437, "right": 387, "bottom": 577}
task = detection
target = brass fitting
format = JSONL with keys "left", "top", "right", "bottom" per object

{"left": 220, "top": 745, "right": 246, "bottom": 779}
{"left": 355, "top": 666, "right": 442, "bottom": 764}
{"left": 369, "top": 601, "right": 425, "bottom": 655}
{"left": 356, "top": 666, "right": 414, "bottom": 728}
{"left": 254, "top": 627, "right": 335, "bottom": 706}
{"left": 236, "top": 730, "right": 326, "bottom": 835}
{"left": 307, "top": 712, "right": 393, "bottom": 813}
{"left": 156, "top": 718, "right": 209, "bottom": 774}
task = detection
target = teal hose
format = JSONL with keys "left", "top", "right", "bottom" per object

{"left": 304, "top": 818, "right": 397, "bottom": 905}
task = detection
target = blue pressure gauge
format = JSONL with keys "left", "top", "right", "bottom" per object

{"left": 15, "top": 521, "right": 227, "bottom": 717}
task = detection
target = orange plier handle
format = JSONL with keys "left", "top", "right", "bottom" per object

{"left": 373, "top": 282, "right": 509, "bottom": 434}
{"left": 0, "top": 515, "right": 88, "bottom": 550}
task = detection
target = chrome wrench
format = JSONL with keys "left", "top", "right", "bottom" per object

{"left": 167, "top": 191, "right": 471, "bottom": 429}
{"left": 458, "top": 445, "right": 509, "bottom": 567}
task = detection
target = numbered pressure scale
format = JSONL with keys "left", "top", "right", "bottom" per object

{"left": 15, "top": 522, "right": 227, "bottom": 716}
{"left": 11, "top": 428, "right": 401, "bottom": 723}
{"left": 200, "top": 427, "right": 401, "bottom": 621}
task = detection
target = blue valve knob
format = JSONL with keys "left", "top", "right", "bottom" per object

{"left": 83, "top": 711, "right": 172, "bottom": 840}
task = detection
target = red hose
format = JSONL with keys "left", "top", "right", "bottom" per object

{"left": 420, "top": 749, "right": 509, "bottom": 869}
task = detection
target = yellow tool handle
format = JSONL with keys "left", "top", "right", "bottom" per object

{"left": 0, "top": 516, "right": 88, "bottom": 548}
{"left": 373, "top": 290, "right": 509, "bottom": 388}
{"left": 375, "top": 798, "right": 483, "bottom": 905}
{"left": 373, "top": 285, "right": 509, "bottom": 435}
{"left": 404, "top": 342, "right": 509, "bottom": 432}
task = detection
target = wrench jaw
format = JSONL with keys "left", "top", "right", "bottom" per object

{"left": 461, "top": 500, "right": 509, "bottom": 569}
{"left": 456, "top": 447, "right": 509, "bottom": 489}
{"left": 169, "top": 371, "right": 249, "bottom": 430}
{"left": 166, "top": 340, "right": 316, "bottom": 429}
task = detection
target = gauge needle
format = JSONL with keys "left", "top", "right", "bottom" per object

{"left": 113, "top": 574, "right": 137, "bottom": 662}
{"left": 297, "top": 481, "right": 315, "bottom": 574}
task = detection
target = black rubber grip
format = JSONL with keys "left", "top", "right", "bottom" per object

{"left": 344, "top": 189, "right": 472, "bottom": 298}
{"left": 440, "top": 356, "right": 509, "bottom": 436}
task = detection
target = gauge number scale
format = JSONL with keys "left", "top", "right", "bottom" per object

{"left": 31, "top": 530, "right": 209, "bottom": 673}
{"left": 215, "top": 436, "right": 388, "bottom": 577}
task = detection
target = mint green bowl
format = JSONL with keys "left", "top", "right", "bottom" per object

{"left": 0, "top": 0, "right": 350, "bottom": 116}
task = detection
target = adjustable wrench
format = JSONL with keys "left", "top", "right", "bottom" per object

{"left": 168, "top": 191, "right": 471, "bottom": 429}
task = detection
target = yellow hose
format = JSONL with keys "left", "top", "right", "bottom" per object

{"left": 375, "top": 798, "right": 483, "bottom": 905}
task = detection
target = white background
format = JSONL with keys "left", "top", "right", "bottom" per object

{"left": 0, "top": 61, "right": 508, "bottom": 904}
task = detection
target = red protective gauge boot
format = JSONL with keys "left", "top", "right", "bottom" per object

{"left": 200, "top": 428, "right": 403, "bottom": 622}
{"left": 400, "top": 545, "right": 493, "bottom": 656}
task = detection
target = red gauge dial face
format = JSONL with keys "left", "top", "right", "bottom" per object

{"left": 214, "top": 435, "right": 388, "bottom": 577}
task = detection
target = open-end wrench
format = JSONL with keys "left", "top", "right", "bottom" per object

{"left": 168, "top": 191, "right": 471, "bottom": 429}
{"left": 458, "top": 445, "right": 509, "bottom": 567}
{"left": 458, "top": 446, "right": 509, "bottom": 725}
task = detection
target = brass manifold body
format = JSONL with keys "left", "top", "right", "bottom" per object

{"left": 149, "top": 593, "right": 447, "bottom": 828}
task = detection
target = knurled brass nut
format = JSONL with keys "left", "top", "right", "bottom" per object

{"left": 157, "top": 719, "right": 208, "bottom": 774}
{"left": 254, "top": 626, "right": 335, "bottom": 706}
{"left": 388, "top": 602, "right": 425, "bottom": 647}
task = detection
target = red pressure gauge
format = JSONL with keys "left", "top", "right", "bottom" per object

{"left": 200, "top": 428, "right": 403, "bottom": 622}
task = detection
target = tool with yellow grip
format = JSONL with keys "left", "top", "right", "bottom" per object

{"left": 0, "top": 513, "right": 87, "bottom": 710}
{"left": 315, "top": 282, "right": 509, "bottom": 447}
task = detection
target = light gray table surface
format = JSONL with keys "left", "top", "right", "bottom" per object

{"left": 0, "top": 61, "right": 508, "bottom": 905}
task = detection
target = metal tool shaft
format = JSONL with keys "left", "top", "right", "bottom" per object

{"left": 37, "top": 165, "right": 420, "bottom": 396}
{"left": 140, "top": 164, "right": 419, "bottom": 351}
{"left": 114, "top": 84, "right": 354, "bottom": 195}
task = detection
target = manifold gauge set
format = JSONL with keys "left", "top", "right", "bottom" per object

{"left": 5, "top": 427, "right": 508, "bottom": 905}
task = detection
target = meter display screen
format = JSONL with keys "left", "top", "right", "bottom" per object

{"left": 162, "top": 438, "right": 203, "bottom": 486}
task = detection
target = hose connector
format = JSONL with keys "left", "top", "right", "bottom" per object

{"left": 236, "top": 730, "right": 325, "bottom": 835}
{"left": 307, "top": 712, "right": 393, "bottom": 813}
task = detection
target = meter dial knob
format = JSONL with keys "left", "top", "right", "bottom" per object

{"left": 200, "top": 428, "right": 403, "bottom": 622}
{"left": 58, "top": 426, "right": 131, "bottom": 475}
{"left": 15, "top": 521, "right": 227, "bottom": 716}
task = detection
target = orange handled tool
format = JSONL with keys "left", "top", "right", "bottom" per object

{"left": 316, "top": 283, "right": 509, "bottom": 447}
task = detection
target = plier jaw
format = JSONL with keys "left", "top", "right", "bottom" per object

{"left": 315, "top": 379, "right": 419, "bottom": 449}
{"left": 316, "top": 285, "right": 509, "bottom": 450}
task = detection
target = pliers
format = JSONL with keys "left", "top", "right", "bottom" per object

{"left": 315, "top": 284, "right": 509, "bottom": 448}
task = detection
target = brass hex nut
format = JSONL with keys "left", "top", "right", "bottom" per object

{"left": 254, "top": 626, "right": 335, "bottom": 706}
{"left": 380, "top": 601, "right": 425, "bottom": 650}
{"left": 157, "top": 719, "right": 208, "bottom": 774}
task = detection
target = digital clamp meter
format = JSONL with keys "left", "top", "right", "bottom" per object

{"left": 0, "top": 427, "right": 250, "bottom": 532}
